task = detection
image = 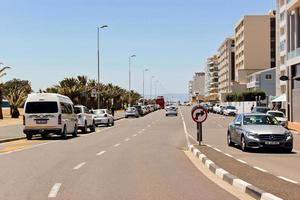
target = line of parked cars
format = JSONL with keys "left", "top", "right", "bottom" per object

{"left": 125, "top": 104, "right": 160, "bottom": 118}
{"left": 23, "top": 93, "right": 115, "bottom": 140}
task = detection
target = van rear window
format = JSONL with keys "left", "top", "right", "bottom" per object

{"left": 25, "top": 101, "right": 58, "bottom": 113}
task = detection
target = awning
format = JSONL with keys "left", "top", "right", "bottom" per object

{"left": 271, "top": 94, "right": 286, "bottom": 102}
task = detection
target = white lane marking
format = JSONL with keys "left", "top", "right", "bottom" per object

{"left": 48, "top": 183, "right": 62, "bottom": 198}
{"left": 224, "top": 153, "right": 233, "bottom": 158}
{"left": 124, "top": 138, "right": 130, "bottom": 142}
{"left": 213, "top": 148, "right": 222, "bottom": 152}
{"left": 277, "top": 176, "right": 299, "bottom": 184}
{"left": 253, "top": 166, "right": 268, "bottom": 173}
{"left": 237, "top": 159, "right": 247, "bottom": 164}
{"left": 113, "top": 143, "right": 120, "bottom": 147}
{"left": 179, "top": 108, "right": 191, "bottom": 146}
{"left": 132, "top": 134, "right": 137, "bottom": 137}
{"left": 73, "top": 162, "right": 86, "bottom": 170}
{"left": 97, "top": 150, "right": 106, "bottom": 156}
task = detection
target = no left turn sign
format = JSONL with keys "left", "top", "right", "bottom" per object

{"left": 191, "top": 105, "right": 208, "bottom": 123}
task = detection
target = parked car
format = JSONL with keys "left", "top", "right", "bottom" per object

{"left": 23, "top": 93, "right": 78, "bottom": 140}
{"left": 133, "top": 105, "right": 143, "bottom": 116}
{"left": 251, "top": 106, "right": 270, "bottom": 113}
{"left": 267, "top": 110, "right": 287, "bottom": 127}
{"left": 125, "top": 107, "right": 139, "bottom": 118}
{"left": 92, "top": 109, "right": 114, "bottom": 126}
{"left": 227, "top": 113, "right": 293, "bottom": 152}
{"left": 213, "top": 104, "right": 221, "bottom": 114}
{"left": 141, "top": 105, "right": 149, "bottom": 115}
{"left": 223, "top": 106, "right": 238, "bottom": 116}
{"left": 74, "top": 105, "right": 96, "bottom": 133}
{"left": 165, "top": 106, "right": 178, "bottom": 116}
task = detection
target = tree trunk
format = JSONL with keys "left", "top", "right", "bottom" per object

{"left": 0, "top": 89, "right": 3, "bottom": 120}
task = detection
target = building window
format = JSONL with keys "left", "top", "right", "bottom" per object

{"left": 265, "top": 74, "right": 272, "bottom": 80}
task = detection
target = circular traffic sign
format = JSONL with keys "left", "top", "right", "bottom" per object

{"left": 191, "top": 105, "right": 208, "bottom": 123}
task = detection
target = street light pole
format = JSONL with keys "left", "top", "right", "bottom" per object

{"left": 150, "top": 76, "right": 155, "bottom": 100}
{"left": 129, "top": 55, "right": 136, "bottom": 106}
{"left": 143, "top": 69, "right": 148, "bottom": 105}
{"left": 97, "top": 25, "right": 108, "bottom": 109}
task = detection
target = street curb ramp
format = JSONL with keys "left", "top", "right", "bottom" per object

{"left": 188, "top": 145, "right": 283, "bottom": 200}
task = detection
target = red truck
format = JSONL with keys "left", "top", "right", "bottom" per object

{"left": 156, "top": 96, "right": 165, "bottom": 109}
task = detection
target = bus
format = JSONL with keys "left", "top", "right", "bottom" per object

{"left": 156, "top": 96, "right": 165, "bottom": 109}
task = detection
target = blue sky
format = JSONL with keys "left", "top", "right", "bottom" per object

{"left": 0, "top": 0, "right": 275, "bottom": 95}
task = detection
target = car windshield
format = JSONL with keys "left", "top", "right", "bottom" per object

{"left": 25, "top": 101, "right": 58, "bottom": 113}
{"left": 268, "top": 112, "right": 284, "bottom": 118}
{"left": 243, "top": 115, "right": 279, "bottom": 125}
{"left": 74, "top": 107, "right": 82, "bottom": 114}
{"left": 227, "top": 106, "right": 236, "bottom": 110}
{"left": 93, "top": 110, "right": 106, "bottom": 115}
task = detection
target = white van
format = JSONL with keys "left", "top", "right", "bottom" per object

{"left": 23, "top": 93, "right": 78, "bottom": 140}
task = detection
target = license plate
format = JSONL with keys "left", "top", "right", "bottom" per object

{"left": 265, "top": 141, "right": 280, "bottom": 145}
{"left": 36, "top": 120, "right": 47, "bottom": 124}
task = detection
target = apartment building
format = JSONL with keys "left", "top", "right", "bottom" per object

{"left": 235, "top": 12, "right": 276, "bottom": 85}
{"left": 218, "top": 37, "right": 235, "bottom": 101}
{"left": 276, "top": 0, "right": 300, "bottom": 123}
{"left": 205, "top": 55, "right": 219, "bottom": 101}
{"left": 188, "top": 72, "right": 205, "bottom": 102}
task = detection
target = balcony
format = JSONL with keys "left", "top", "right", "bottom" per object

{"left": 287, "top": 47, "right": 300, "bottom": 59}
{"left": 247, "top": 80, "right": 260, "bottom": 89}
{"left": 286, "top": 0, "right": 300, "bottom": 11}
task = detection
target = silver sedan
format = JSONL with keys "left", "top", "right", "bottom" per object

{"left": 227, "top": 113, "right": 293, "bottom": 152}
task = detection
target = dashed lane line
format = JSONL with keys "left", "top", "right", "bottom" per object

{"left": 73, "top": 162, "right": 86, "bottom": 170}
{"left": 277, "top": 176, "right": 299, "bottom": 184}
{"left": 253, "top": 166, "right": 268, "bottom": 173}
{"left": 236, "top": 159, "right": 247, "bottom": 164}
{"left": 113, "top": 143, "right": 121, "bottom": 147}
{"left": 97, "top": 150, "right": 106, "bottom": 156}
{"left": 48, "top": 183, "right": 62, "bottom": 198}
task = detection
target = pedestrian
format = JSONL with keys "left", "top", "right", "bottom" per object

{"left": 250, "top": 104, "right": 254, "bottom": 112}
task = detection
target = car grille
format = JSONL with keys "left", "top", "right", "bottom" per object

{"left": 258, "top": 134, "right": 285, "bottom": 141}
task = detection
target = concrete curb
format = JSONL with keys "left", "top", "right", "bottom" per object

{"left": 188, "top": 145, "right": 283, "bottom": 200}
{"left": 0, "top": 137, "right": 26, "bottom": 144}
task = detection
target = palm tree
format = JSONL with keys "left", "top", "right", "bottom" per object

{"left": 0, "top": 66, "right": 10, "bottom": 119}
{"left": 3, "top": 79, "right": 31, "bottom": 118}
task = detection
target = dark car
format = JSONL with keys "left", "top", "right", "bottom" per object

{"left": 133, "top": 105, "right": 143, "bottom": 116}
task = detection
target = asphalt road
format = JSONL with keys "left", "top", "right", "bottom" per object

{"left": 180, "top": 106, "right": 300, "bottom": 184}
{"left": 0, "top": 110, "right": 240, "bottom": 200}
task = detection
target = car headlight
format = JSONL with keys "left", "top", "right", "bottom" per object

{"left": 245, "top": 131, "right": 258, "bottom": 138}
{"left": 285, "top": 130, "right": 293, "bottom": 139}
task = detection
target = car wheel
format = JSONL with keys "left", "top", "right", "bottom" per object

{"left": 41, "top": 133, "right": 47, "bottom": 140}
{"left": 83, "top": 121, "right": 88, "bottom": 133}
{"left": 72, "top": 125, "right": 78, "bottom": 137}
{"left": 90, "top": 121, "right": 96, "bottom": 132}
{"left": 227, "top": 132, "right": 234, "bottom": 146}
{"left": 26, "top": 133, "right": 32, "bottom": 140}
{"left": 61, "top": 126, "right": 67, "bottom": 139}
{"left": 241, "top": 136, "right": 248, "bottom": 152}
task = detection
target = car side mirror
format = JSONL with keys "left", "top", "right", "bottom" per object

{"left": 235, "top": 121, "right": 241, "bottom": 126}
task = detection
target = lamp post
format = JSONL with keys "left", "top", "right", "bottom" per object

{"left": 143, "top": 68, "right": 148, "bottom": 105}
{"left": 97, "top": 25, "right": 108, "bottom": 109}
{"left": 150, "top": 75, "right": 155, "bottom": 100}
{"left": 129, "top": 55, "right": 136, "bottom": 106}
